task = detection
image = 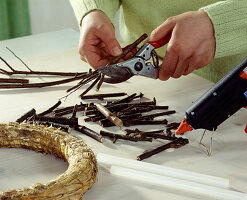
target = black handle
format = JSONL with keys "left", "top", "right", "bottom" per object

{"left": 185, "top": 56, "right": 247, "bottom": 131}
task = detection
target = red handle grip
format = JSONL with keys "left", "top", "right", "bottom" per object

{"left": 147, "top": 34, "right": 171, "bottom": 49}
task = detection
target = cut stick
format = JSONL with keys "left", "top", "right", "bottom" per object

{"left": 95, "top": 103, "right": 123, "bottom": 129}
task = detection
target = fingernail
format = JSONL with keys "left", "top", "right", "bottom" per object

{"left": 112, "top": 47, "right": 122, "bottom": 56}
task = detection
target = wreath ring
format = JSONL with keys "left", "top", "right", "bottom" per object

{"left": 0, "top": 122, "right": 97, "bottom": 199}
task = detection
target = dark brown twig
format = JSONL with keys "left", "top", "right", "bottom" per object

{"left": 38, "top": 100, "right": 62, "bottom": 116}
{"left": 117, "top": 106, "right": 154, "bottom": 116}
{"left": 84, "top": 114, "right": 104, "bottom": 122}
{"left": 66, "top": 70, "right": 99, "bottom": 93}
{"left": 0, "top": 56, "right": 86, "bottom": 76}
{"left": 140, "top": 132, "right": 177, "bottom": 141}
{"left": 36, "top": 121, "right": 71, "bottom": 133}
{"left": 71, "top": 104, "right": 78, "bottom": 119}
{"left": 155, "top": 105, "right": 169, "bottom": 110}
{"left": 166, "top": 122, "right": 180, "bottom": 136}
{"left": 0, "top": 74, "right": 86, "bottom": 89}
{"left": 99, "top": 119, "right": 168, "bottom": 127}
{"left": 80, "top": 92, "right": 127, "bottom": 100}
{"left": 109, "top": 93, "right": 137, "bottom": 105}
{"left": 75, "top": 125, "right": 104, "bottom": 143}
{"left": 108, "top": 34, "right": 148, "bottom": 65}
{"left": 16, "top": 108, "right": 36, "bottom": 123}
{"left": 96, "top": 73, "right": 105, "bottom": 91}
{"left": 118, "top": 113, "right": 143, "bottom": 119}
{"left": 125, "top": 128, "right": 177, "bottom": 140}
{"left": 0, "top": 78, "right": 29, "bottom": 83}
{"left": 117, "top": 105, "right": 135, "bottom": 114}
{"left": 100, "top": 130, "right": 152, "bottom": 143}
{"left": 139, "top": 110, "right": 176, "bottom": 120}
{"left": 125, "top": 129, "right": 177, "bottom": 141}
{"left": 6, "top": 47, "right": 32, "bottom": 71}
{"left": 124, "top": 119, "right": 168, "bottom": 126}
{"left": 0, "top": 56, "right": 15, "bottom": 72}
{"left": 166, "top": 122, "right": 180, "bottom": 128}
{"left": 35, "top": 115, "right": 78, "bottom": 127}
{"left": 53, "top": 103, "right": 87, "bottom": 117}
{"left": 79, "top": 73, "right": 101, "bottom": 97}
{"left": 137, "top": 137, "right": 189, "bottom": 161}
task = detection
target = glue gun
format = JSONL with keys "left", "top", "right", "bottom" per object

{"left": 176, "top": 56, "right": 247, "bottom": 135}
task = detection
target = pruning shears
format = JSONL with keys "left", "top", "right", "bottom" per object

{"left": 98, "top": 35, "right": 171, "bottom": 84}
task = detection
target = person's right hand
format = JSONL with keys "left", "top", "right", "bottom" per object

{"left": 149, "top": 11, "right": 215, "bottom": 81}
{"left": 79, "top": 10, "right": 123, "bottom": 69}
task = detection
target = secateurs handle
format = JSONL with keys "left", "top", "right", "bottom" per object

{"left": 147, "top": 34, "right": 171, "bottom": 48}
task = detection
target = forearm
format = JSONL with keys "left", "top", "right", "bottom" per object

{"left": 69, "top": 0, "right": 120, "bottom": 26}
{"left": 200, "top": 0, "right": 247, "bottom": 58}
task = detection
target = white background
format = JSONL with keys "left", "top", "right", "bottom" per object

{"left": 28, "top": 0, "right": 79, "bottom": 34}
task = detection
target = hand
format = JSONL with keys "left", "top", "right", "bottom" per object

{"left": 149, "top": 10, "right": 216, "bottom": 81}
{"left": 79, "top": 10, "right": 122, "bottom": 69}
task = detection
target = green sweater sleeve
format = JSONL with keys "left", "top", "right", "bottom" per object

{"left": 69, "top": 0, "right": 120, "bottom": 26}
{"left": 200, "top": 0, "right": 247, "bottom": 58}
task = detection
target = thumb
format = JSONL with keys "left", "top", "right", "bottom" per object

{"left": 98, "top": 27, "right": 122, "bottom": 56}
{"left": 149, "top": 18, "right": 176, "bottom": 42}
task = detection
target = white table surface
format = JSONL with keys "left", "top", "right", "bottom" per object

{"left": 0, "top": 29, "right": 247, "bottom": 200}
{"left": 0, "top": 29, "right": 79, "bottom": 61}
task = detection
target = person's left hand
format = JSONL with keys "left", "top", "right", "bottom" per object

{"left": 149, "top": 10, "right": 216, "bottom": 81}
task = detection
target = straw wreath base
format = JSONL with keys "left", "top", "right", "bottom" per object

{"left": 0, "top": 122, "right": 97, "bottom": 200}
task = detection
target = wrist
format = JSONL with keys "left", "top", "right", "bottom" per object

{"left": 81, "top": 9, "right": 115, "bottom": 34}
{"left": 199, "top": 10, "right": 215, "bottom": 35}
{"left": 82, "top": 9, "right": 104, "bottom": 22}
{"left": 81, "top": 9, "right": 110, "bottom": 28}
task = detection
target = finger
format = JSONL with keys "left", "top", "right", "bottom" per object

{"left": 98, "top": 44, "right": 113, "bottom": 58}
{"left": 184, "top": 62, "right": 196, "bottom": 75}
{"left": 79, "top": 32, "right": 113, "bottom": 68}
{"left": 83, "top": 46, "right": 108, "bottom": 69}
{"left": 184, "top": 56, "right": 202, "bottom": 75}
{"left": 172, "top": 57, "right": 189, "bottom": 78}
{"left": 80, "top": 55, "right": 86, "bottom": 62}
{"left": 82, "top": 39, "right": 114, "bottom": 68}
{"left": 182, "top": 63, "right": 190, "bottom": 76}
{"left": 149, "top": 17, "right": 176, "bottom": 42}
{"left": 85, "top": 56, "right": 110, "bottom": 69}
{"left": 96, "top": 27, "right": 122, "bottom": 57}
{"left": 78, "top": 34, "right": 101, "bottom": 67}
{"left": 159, "top": 50, "right": 179, "bottom": 81}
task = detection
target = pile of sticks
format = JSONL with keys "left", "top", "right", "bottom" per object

{"left": 16, "top": 92, "right": 188, "bottom": 161}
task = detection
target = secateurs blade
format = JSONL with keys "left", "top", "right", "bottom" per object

{"left": 98, "top": 35, "right": 171, "bottom": 84}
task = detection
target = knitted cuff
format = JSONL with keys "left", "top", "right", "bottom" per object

{"left": 70, "top": 0, "right": 118, "bottom": 27}
{"left": 200, "top": 1, "right": 247, "bottom": 58}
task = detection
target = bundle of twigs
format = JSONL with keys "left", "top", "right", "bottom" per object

{"left": 0, "top": 34, "right": 148, "bottom": 100}
{"left": 0, "top": 55, "right": 89, "bottom": 89}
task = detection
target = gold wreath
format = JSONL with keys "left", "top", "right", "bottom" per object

{"left": 0, "top": 122, "right": 97, "bottom": 199}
